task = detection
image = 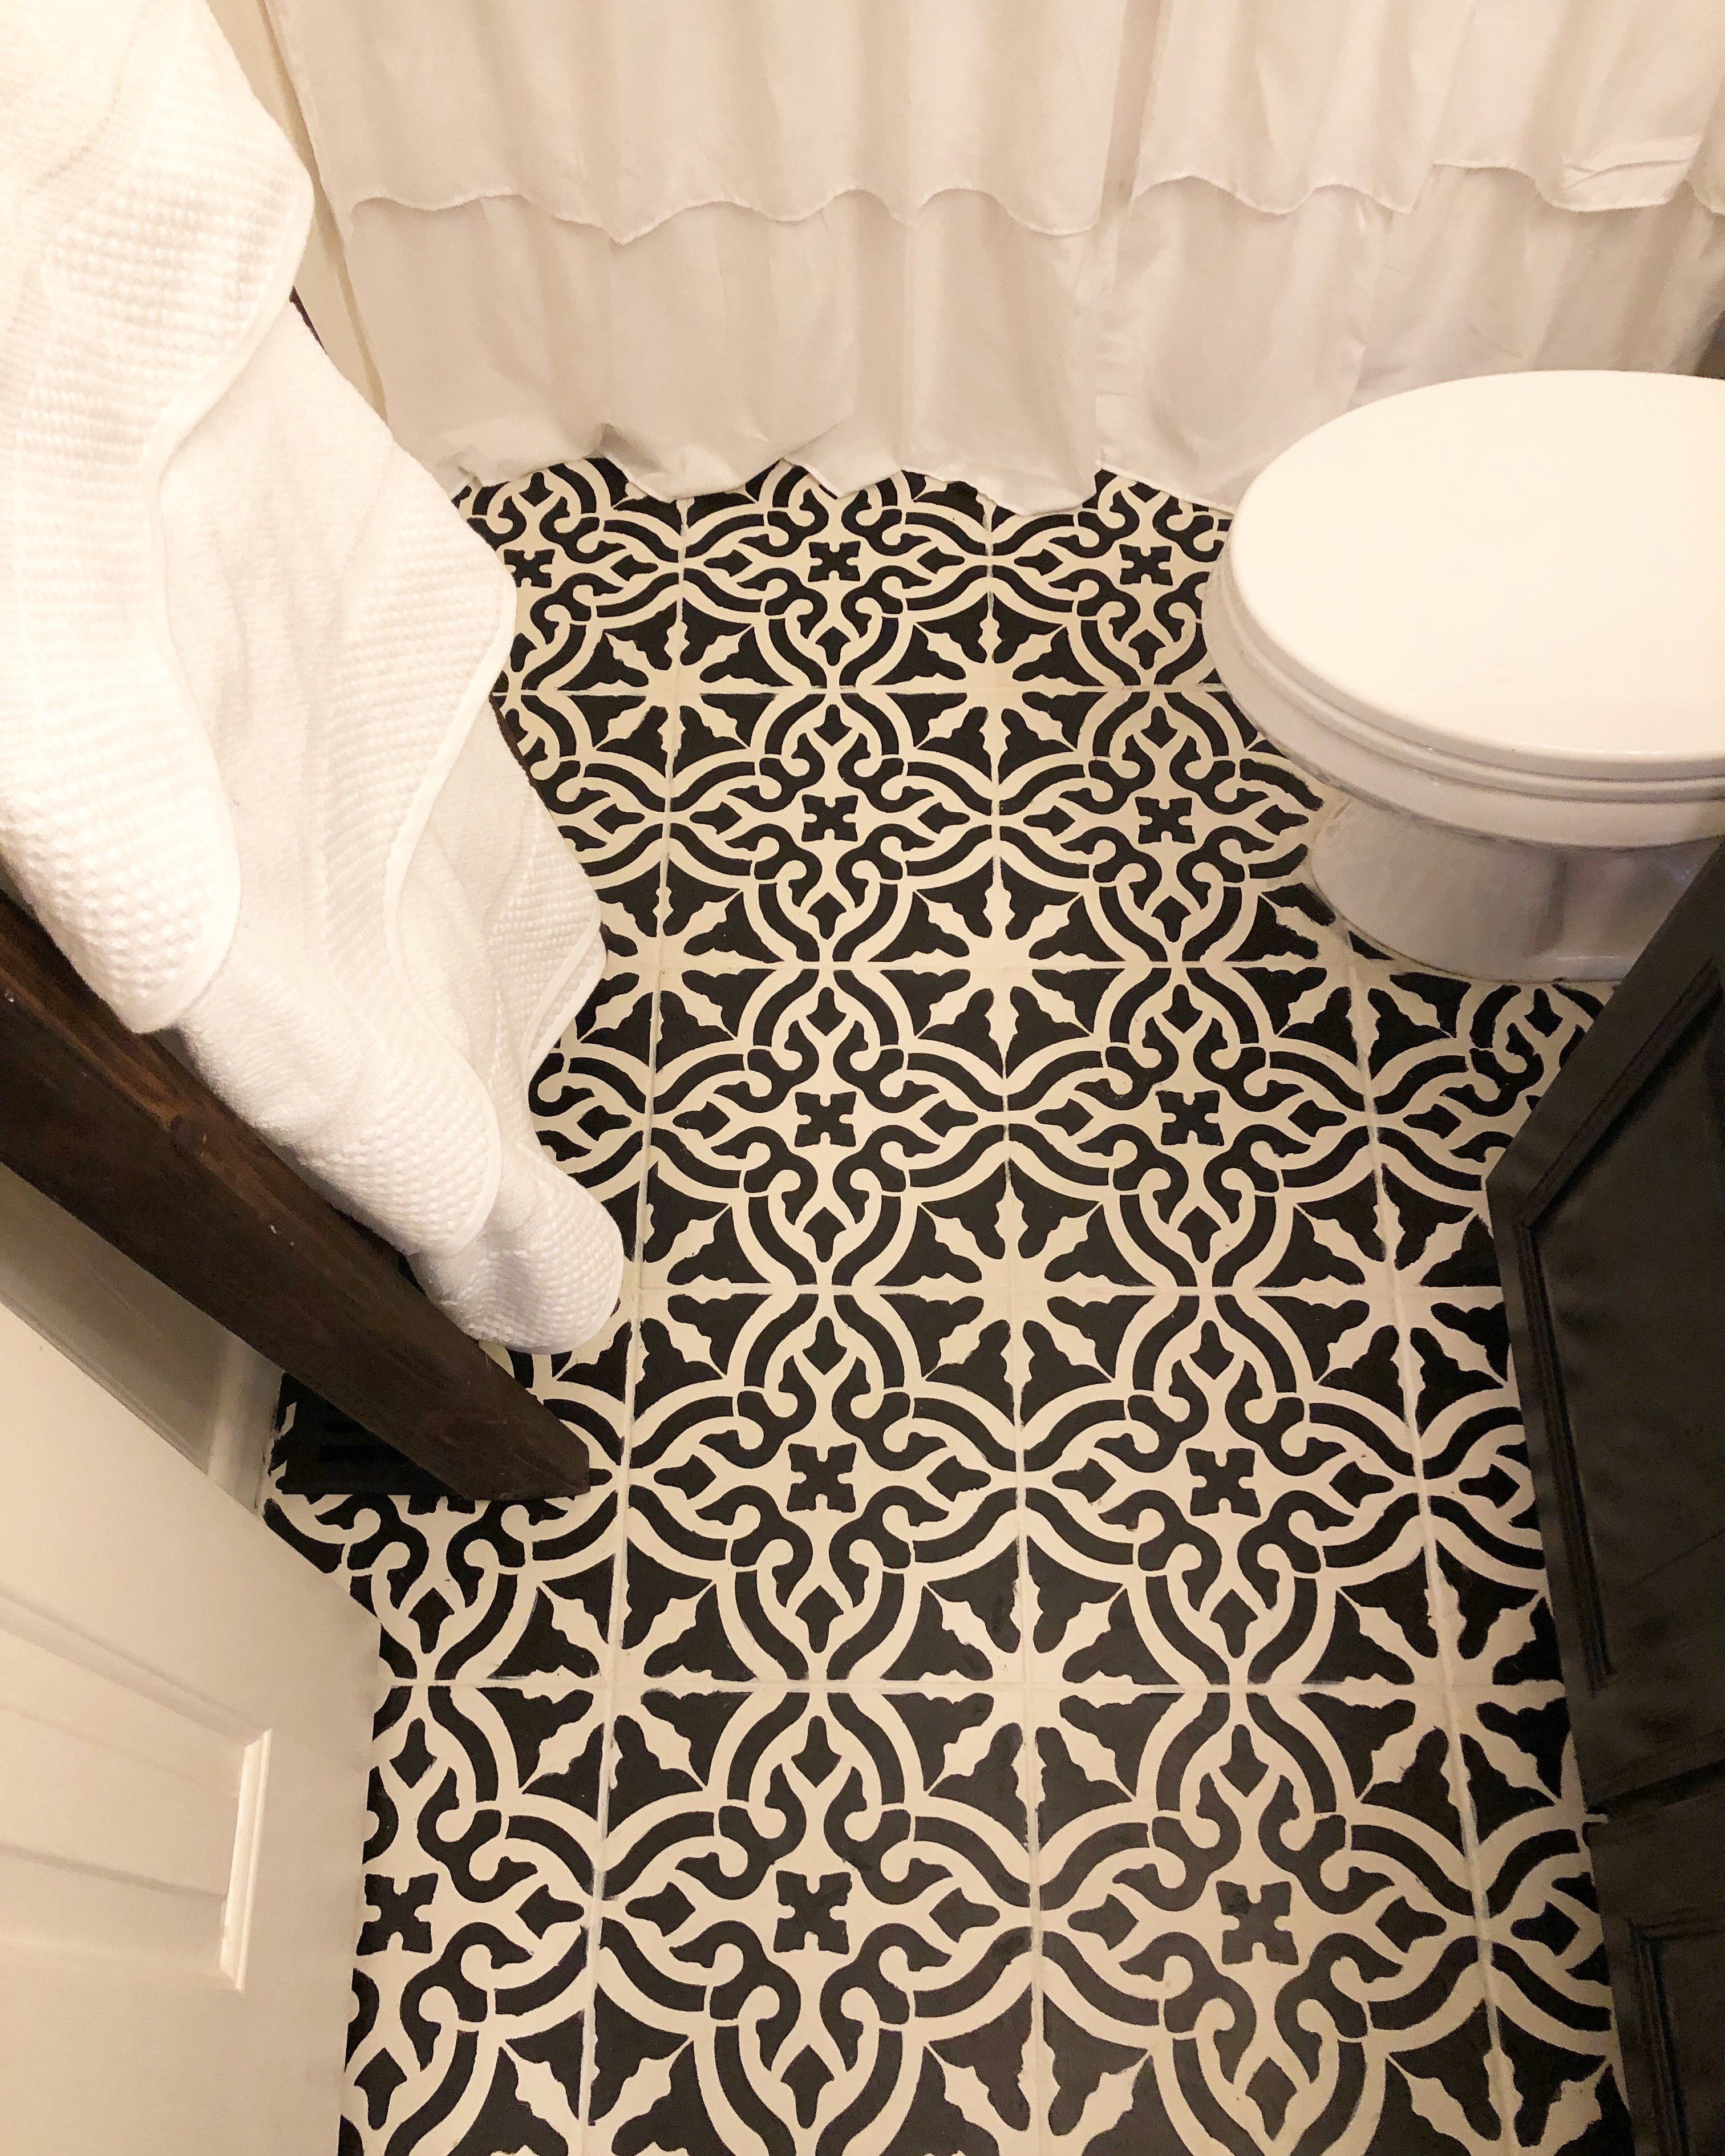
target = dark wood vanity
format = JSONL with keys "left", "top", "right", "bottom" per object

{"left": 1491, "top": 842, "right": 1725, "bottom": 2153}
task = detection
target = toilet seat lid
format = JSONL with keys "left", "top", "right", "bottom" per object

{"left": 1226, "top": 372, "right": 1725, "bottom": 783}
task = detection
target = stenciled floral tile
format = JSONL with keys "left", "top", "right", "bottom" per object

{"left": 1004, "top": 955, "right": 1379, "bottom": 1296}
{"left": 1404, "top": 1294, "right": 1564, "bottom": 1691}
{"left": 1030, "top": 1683, "right": 1495, "bottom": 2155}
{"left": 1354, "top": 954, "right": 1605, "bottom": 1292}
{"left": 619, "top": 1290, "right": 1022, "bottom": 1688}
{"left": 1451, "top": 1686, "right": 1631, "bottom": 2156}
{"left": 1016, "top": 1290, "right": 1434, "bottom": 1692}
{"left": 343, "top": 1681, "right": 602, "bottom": 2156}
{"left": 641, "top": 957, "right": 1011, "bottom": 1293}
{"left": 585, "top": 1681, "right": 1036, "bottom": 2155}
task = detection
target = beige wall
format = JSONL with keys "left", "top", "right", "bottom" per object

{"left": 0, "top": 1165, "right": 280, "bottom": 1509}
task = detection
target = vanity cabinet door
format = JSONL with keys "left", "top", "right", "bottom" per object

{"left": 1489, "top": 843, "right": 1725, "bottom": 1808}
{"left": 1589, "top": 1782, "right": 1725, "bottom": 2155}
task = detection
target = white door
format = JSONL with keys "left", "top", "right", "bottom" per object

{"left": 0, "top": 1302, "right": 380, "bottom": 2155}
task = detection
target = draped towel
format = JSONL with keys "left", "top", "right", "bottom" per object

{"left": 0, "top": 0, "right": 623, "bottom": 1351}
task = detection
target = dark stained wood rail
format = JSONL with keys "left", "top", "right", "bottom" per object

{"left": 0, "top": 890, "right": 586, "bottom": 1498}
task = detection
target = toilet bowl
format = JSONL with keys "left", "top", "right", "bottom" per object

{"left": 1203, "top": 371, "right": 1725, "bottom": 980}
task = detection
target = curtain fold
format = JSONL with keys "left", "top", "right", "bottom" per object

{"left": 269, "top": 0, "right": 1725, "bottom": 510}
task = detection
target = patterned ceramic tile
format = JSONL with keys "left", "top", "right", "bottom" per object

{"left": 531, "top": 942, "right": 658, "bottom": 1269}
{"left": 1031, "top": 1684, "right": 1493, "bottom": 2154}
{"left": 269, "top": 1485, "right": 623, "bottom": 1689}
{"left": 1355, "top": 955, "right": 1605, "bottom": 1291}
{"left": 1006, "top": 958, "right": 1380, "bottom": 1296}
{"left": 989, "top": 478, "right": 1226, "bottom": 695}
{"left": 587, "top": 1683, "right": 1035, "bottom": 2155}
{"left": 665, "top": 739, "right": 997, "bottom": 968}
{"left": 265, "top": 1300, "right": 631, "bottom": 1681}
{"left": 1451, "top": 1687, "right": 1629, "bottom": 2154}
{"left": 1405, "top": 1295, "right": 1563, "bottom": 1690}
{"left": 1017, "top": 1292, "right": 1434, "bottom": 1691}
{"left": 345, "top": 1681, "right": 602, "bottom": 2155}
{"left": 997, "top": 681, "right": 1346, "bottom": 973}
{"left": 642, "top": 957, "right": 1011, "bottom": 1292}
{"left": 465, "top": 467, "right": 681, "bottom": 964}
{"left": 620, "top": 1291, "right": 1022, "bottom": 1686}
{"left": 264, "top": 459, "right": 1625, "bottom": 2154}
{"left": 677, "top": 467, "right": 992, "bottom": 764}
{"left": 475, "top": 463, "right": 679, "bottom": 818}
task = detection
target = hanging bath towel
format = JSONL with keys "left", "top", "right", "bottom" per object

{"left": 0, "top": 0, "right": 622, "bottom": 1350}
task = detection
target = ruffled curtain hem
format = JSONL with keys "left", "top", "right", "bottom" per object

{"left": 349, "top": 173, "right": 1725, "bottom": 513}
{"left": 337, "top": 153, "right": 1725, "bottom": 245}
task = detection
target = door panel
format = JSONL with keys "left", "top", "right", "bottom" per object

{"left": 1492, "top": 844, "right": 1725, "bottom": 2144}
{"left": 1522, "top": 976, "right": 1725, "bottom": 1766}
{"left": 1491, "top": 852, "right": 1725, "bottom": 1803}
{"left": 1591, "top": 1782, "right": 1725, "bottom": 2155}
{"left": 0, "top": 1304, "right": 380, "bottom": 2156}
{"left": 0, "top": 1625, "right": 260, "bottom": 1971}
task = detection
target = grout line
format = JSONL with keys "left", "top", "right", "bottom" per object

{"left": 1349, "top": 933, "right": 1516, "bottom": 2143}
{"left": 986, "top": 506, "right": 1044, "bottom": 2150}
{"left": 413, "top": 1673, "right": 1507, "bottom": 1699}
{"left": 575, "top": 484, "right": 687, "bottom": 2145}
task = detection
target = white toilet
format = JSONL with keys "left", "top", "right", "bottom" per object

{"left": 1204, "top": 371, "right": 1725, "bottom": 980}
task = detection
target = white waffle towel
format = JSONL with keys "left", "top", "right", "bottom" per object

{"left": 0, "top": 0, "right": 622, "bottom": 1350}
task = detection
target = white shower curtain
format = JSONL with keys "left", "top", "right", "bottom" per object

{"left": 268, "top": 0, "right": 1725, "bottom": 509}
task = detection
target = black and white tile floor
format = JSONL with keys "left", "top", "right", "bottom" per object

{"left": 268, "top": 463, "right": 1629, "bottom": 2155}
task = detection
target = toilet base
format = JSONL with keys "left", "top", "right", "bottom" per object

{"left": 1309, "top": 800, "right": 1713, "bottom": 981}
